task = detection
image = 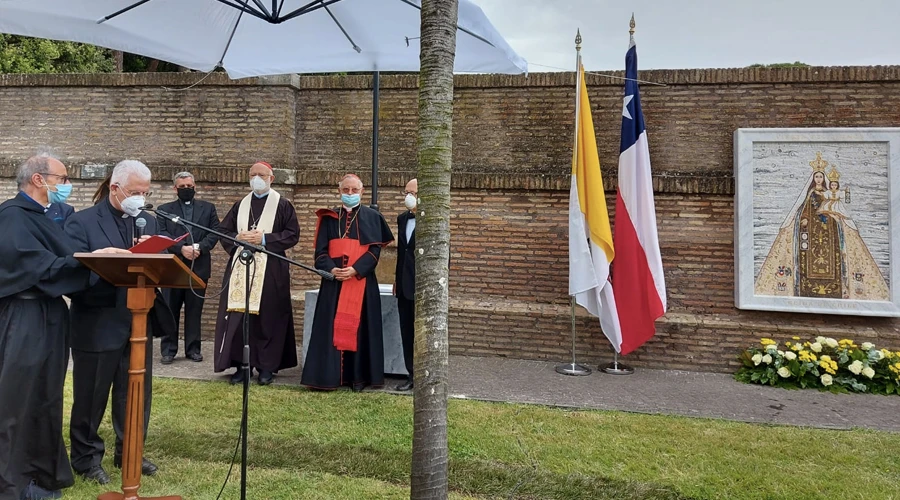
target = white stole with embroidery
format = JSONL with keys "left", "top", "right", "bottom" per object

{"left": 227, "top": 189, "right": 280, "bottom": 314}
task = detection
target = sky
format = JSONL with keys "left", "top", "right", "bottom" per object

{"left": 476, "top": 0, "right": 900, "bottom": 72}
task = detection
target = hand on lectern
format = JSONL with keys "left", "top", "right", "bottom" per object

{"left": 91, "top": 247, "right": 132, "bottom": 254}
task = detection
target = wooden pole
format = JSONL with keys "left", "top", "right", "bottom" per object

{"left": 99, "top": 273, "right": 179, "bottom": 500}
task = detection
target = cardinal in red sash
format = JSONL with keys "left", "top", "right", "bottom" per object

{"left": 301, "top": 174, "right": 394, "bottom": 391}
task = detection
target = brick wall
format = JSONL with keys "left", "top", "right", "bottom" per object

{"left": 2, "top": 67, "right": 900, "bottom": 373}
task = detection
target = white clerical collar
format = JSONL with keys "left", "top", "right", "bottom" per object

{"left": 343, "top": 204, "right": 359, "bottom": 212}
{"left": 253, "top": 190, "right": 270, "bottom": 199}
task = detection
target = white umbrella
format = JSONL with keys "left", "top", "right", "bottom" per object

{"left": 0, "top": 0, "right": 527, "bottom": 78}
{"left": 0, "top": 0, "right": 527, "bottom": 206}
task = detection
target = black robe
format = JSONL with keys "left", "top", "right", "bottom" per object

{"left": 0, "top": 193, "right": 90, "bottom": 499}
{"left": 213, "top": 193, "right": 300, "bottom": 373}
{"left": 301, "top": 205, "right": 394, "bottom": 390}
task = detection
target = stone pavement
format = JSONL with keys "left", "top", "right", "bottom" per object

{"left": 145, "top": 339, "right": 900, "bottom": 433}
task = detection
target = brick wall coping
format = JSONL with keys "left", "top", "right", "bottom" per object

{"left": 1, "top": 65, "right": 899, "bottom": 89}
{"left": 0, "top": 165, "right": 733, "bottom": 194}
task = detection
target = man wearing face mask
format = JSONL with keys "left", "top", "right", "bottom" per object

{"left": 0, "top": 153, "right": 125, "bottom": 500}
{"left": 157, "top": 172, "right": 220, "bottom": 365}
{"left": 65, "top": 160, "right": 164, "bottom": 484}
{"left": 301, "top": 173, "right": 394, "bottom": 391}
{"left": 393, "top": 178, "right": 418, "bottom": 391}
{"left": 213, "top": 161, "right": 300, "bottom": 386}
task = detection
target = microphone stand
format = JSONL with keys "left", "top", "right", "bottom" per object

{"left": 144, "top": 205, "right": 332, "bottom": 500}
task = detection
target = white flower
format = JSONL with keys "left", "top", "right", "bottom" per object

{"left": 777, "top": 367, "right": 791, "bottom": 378}
{"left": 777, "top": 350, "right": 785, "bottom": 357}
{"left": 751, "top": 353, "right": 763, "bottom": 366}
{"left": 816, "top": 336, "right": 827, "bottom": 344}
{"left": 862, "top": 367, "right": 876, "bottom": 379}
{"left": 821, "top": 374, "right": 833, "bottom": 386}
{"left": 811, "top": 342, "right": 823, "bottom": 353}
{"left": 861, "top": 342, "right": 875, "bottom": 351}
{"left": 762, "top": 354, "right": 773, "bottom": 364}
{"left": 783, "top": 351, "right": 797, "bottom": 361}
{"left": 872, "top": 351, "right": 884, "bottom": 361}
{"left": 765, "top": 344, "right": 778, "bottom": 352}
{"left": 848, "top": 360, "right": 864, "bottom": 375}
{"left": 825, "top": 338, "right": 839, "bottom": 348}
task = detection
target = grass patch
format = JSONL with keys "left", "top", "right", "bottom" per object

{"left": 61, "top": 376, "right": 900, "bottom": 499}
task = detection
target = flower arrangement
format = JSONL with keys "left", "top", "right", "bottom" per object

{"left": 735, "top": 336, "right": 900, "bottom": 395}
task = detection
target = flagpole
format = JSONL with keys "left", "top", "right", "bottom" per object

{"left": 556, "top": 28, "right": 591, "bottom": 377}
{"left": 601, "top": 14, "right": 638, "bottom": 376}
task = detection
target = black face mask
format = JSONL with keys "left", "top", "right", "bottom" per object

{"left": 177, "top": 187, "right": 195, "bottom": 202}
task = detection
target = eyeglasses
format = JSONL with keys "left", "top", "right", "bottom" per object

{"left": 401, "top": 190, "right": 417, "bottom": 197}
{"left": 39, "top": 172, "right": 71, "bottom": 184}
{"left": 341, "top": 187, "right": 362, "bottom": 194}
{"left": 116, "top": 184, "right": 153, "bottom": 198}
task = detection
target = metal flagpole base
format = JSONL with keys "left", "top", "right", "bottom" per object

{"left": 555, "top": 362, "right": 592, "bottom": 376}
{"left": 601, "top": 361, "right": 635, "bottom": 375}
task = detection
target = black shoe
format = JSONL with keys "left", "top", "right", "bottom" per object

{"left": 187, "top": 352, "right": 203, "bottom": 362}
{"left": 257, "top": 370, "right": 274, "bottom": 385}
{"left": 350, "top": 383, "right": 365, "bottom": 392}
{"left": 395, "top": 380, "right": 414, "bottom": 391}
{"left": 160, "top": 355, "right": 175, "bottom": 365}
{"left": 76, "top": 465, "right": 110, "bottom": 485}
{"left": 229, "top": 369, "right": 245, "bottom": 385}
{"left": 113, "top": 457, "right": 158, "bottom": 476}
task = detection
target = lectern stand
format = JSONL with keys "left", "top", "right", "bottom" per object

{"left": 74, "top": 253, "right": 206, "bottom": 500}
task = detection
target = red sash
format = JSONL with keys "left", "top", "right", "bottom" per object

{"left": 328, "top": 238, "right": 369, "bottom": 352}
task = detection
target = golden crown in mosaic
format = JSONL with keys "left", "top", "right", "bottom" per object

{"left": 809, "top": 152, "right": 829, "bottom": 173}
{"left": 826, "top": 166, "right": 841, "bottom": 182}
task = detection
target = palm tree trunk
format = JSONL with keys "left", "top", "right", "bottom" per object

{"left": 410, "top": 0, "right": 457, "bottom": 499}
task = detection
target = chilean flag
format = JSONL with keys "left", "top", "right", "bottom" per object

{"left": 613, "top": 38, "right": 667, "bottom": 355}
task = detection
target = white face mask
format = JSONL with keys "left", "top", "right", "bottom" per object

{"left": 404, "top": 193, "right": 417, "bottom": 210}
{"left": 120, "top": 195, "right": 145, "bottom": 217}
{"left": 250, "top": 176, "right": 268, "bottom": 193}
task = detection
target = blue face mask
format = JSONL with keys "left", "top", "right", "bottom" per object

{"left": 341, "top": 193, "right": 361, "bottom": 208}
{"left": 47, "top": 182, "right": 73, "bottom": 205}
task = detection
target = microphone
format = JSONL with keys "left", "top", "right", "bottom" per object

{"left": 135, "top": 217, "right": 147, "bottom": 243}
{"left": 140, "top": 204, "right": 154, "bottom": 211}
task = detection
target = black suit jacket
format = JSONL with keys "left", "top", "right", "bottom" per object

{"left": 65, "top": 201, "right": 175, "bottom": 352}
{"left": 156, "top": 198, "right": 220, "bottom": 281}
{"left": 46, "top": 202, "right": 75, "bottom": 228}
{"left": 395, "top": 211, "right": 416, "bottom": 301}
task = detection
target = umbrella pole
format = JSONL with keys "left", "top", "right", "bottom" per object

{"left": 370, "top": 71, "right": 380, "bottom": 211}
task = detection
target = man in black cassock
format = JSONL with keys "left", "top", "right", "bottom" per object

{"left": 66, "top": 160, "right": 166, "bottom": 484}
{"left": 0, "top": 154, "right": 124, "bottom": 500}
{"left": 157, "top": 171, "right": 220, "bottom": 364}
{"left": 213, "top": 161, "right": 300, "bottom": 386}
{"left": 301, "top": 174, "right": 394, "bottom": 391}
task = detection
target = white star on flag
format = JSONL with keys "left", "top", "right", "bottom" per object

{"left": 622, "top": 94, "right": 634, "bottom": 119}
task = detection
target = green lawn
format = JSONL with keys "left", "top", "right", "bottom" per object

{"left": 61, "top": 376, "right": 900, "bottom": 500}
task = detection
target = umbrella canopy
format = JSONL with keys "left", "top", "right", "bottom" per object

{"left": 0, "top": 0, "right": 527, "bottom": 77}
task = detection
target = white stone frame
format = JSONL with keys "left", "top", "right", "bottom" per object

{"left": 734, "top": 127, "right": 900, "bottom": 317}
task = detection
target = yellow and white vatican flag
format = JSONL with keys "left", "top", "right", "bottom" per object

{"left": 568, "top": 64, "right": 623, "bottom": 351}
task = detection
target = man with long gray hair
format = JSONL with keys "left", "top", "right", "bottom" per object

{"left": 157, "top": 171, "right": 220, "bottom": 364}
{"left": 65, "top": 160, "right": 166, "bottom": 484}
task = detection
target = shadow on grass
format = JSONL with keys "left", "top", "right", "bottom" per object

{"left": 150, "top": 431, "right": 693, "bottom": 500}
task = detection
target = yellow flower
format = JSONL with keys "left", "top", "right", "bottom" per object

{"left": 760, "top": 338, "right": 777, "bottom": 346}
{"left": 792, "top": 336, "right": 801, "bottom": 340}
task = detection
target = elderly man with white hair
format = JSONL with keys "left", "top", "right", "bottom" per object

{"left": 64, "top": 160, "right": 165, "bottom": 484}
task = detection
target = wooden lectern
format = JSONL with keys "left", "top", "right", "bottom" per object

{"left": 74, "top": 253, "right": 206, "bottom": 500}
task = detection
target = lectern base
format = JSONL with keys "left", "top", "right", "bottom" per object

{"left": 98, "top": 493, "right": 182, "bottom": 500}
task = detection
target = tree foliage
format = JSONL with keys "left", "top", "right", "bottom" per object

{"left": 0, "top": 34, "right": 115, "bottom": 73}
{"left": 746, "top": 61, "right": 810, "bottom": 69}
